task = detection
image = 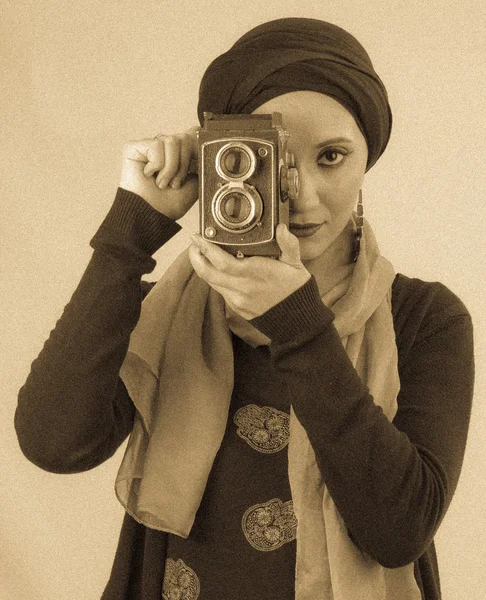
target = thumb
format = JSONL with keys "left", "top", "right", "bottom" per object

{"left": 277, "top": 224, "right": 302, "bottom": 267}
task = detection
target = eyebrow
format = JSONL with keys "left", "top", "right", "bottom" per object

{"left": 314, "top": 137, "right": 354, "bottom": 148}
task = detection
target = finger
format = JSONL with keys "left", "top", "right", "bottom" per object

{"left": 191, "top": 234, "right": 244, "bottom": 276}
{"left": 188, "top": 243, "right": 240, "bottom": 290}
{"left": 156, "top": 137, "right": 181, "bottom": 188}
{"left": 123, "top": 138, "right": 159, "bottom": 167}
{"left": 276, "top": 224, "right": 302, "bottom": 267}
{"left": 169, "top": 133, "right": 193, "bottom": 189}
{"left": 143, "top": 141, "right": 165, "bottom": 178}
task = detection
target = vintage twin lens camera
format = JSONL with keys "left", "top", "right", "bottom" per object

{"left": 198, "top": 112, "right": 299, "bottom": 257}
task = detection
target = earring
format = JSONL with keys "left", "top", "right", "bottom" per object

{"left": 353, "top": 190, "right": 363, "bottom": 263}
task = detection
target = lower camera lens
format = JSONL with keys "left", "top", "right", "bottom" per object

{"left": 212, "top": 184, "right": 263, "bottom": 233}
{"left": 220, "top": 192, "right": 251, "bottom": 224}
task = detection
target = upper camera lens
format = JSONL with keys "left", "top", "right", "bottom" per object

{"left": 216, "top": 143, "right": 256, "bottom": 181}
{"left": 222, "top": 148, "right": 251, "bottom": 178}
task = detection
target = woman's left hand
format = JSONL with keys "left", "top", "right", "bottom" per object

{"left": 189, "top": 224, "right": 311, "bottom": 320}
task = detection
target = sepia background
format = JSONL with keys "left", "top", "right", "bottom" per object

{"left": 1, "top": 0, "right": 485, "bottom": 598}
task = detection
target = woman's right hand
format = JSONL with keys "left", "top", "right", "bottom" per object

{"left": 119, "top": 126, "right": 200, "bottom": 221}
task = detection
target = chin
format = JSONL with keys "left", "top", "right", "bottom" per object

{"left": 296, "top": 219, "right": 355, "bottom": 265}
{"left": 298, "top": 236, "right": 331, "bottom": 263}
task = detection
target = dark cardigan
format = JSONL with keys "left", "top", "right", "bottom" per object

{"left": 15, "top": 189, "right": 474, "bottom": 599}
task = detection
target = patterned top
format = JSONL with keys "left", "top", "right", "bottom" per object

{"left": 163, "top": 336, "right": 297, "bottom": 599}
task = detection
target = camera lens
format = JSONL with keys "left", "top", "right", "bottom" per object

{"left": 216, "top": 143, "right": 256, "bottom": 181}
{"left": 212, "top": 184, "right": 263, "bottom": 233}
{"left": 220, "top": 192, "right": 251, "bottom": 224}
{"left": 222, "top": 149, "right": 251, "bottom": 178}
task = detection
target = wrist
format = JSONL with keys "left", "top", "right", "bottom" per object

{"left": 97, "top": 188, "right": 182, "bottom": 256}
{"left": 249, "top": 276, "right": 334, "bottom": 343}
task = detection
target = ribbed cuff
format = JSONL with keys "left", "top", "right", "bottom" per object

{"left": 98, "top": 188, "right": 182, "bottom": 256}
{"left": 249, "top": 276, "right": 335, "bottom": 344}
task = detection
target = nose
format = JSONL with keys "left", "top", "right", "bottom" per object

{"left": 289, "top": 165, "right": 320, "bottom": 215}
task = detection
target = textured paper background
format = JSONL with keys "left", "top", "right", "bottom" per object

{"left": 2, "top": 1, "right": 485, "bottom": 598}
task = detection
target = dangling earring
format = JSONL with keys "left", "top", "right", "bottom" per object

{"left": 353, "top": 190, "right": 363, "bottom": 263}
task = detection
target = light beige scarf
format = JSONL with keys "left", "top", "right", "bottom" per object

{"left": 116, "top": 218, "right": 421, "bottom": 599}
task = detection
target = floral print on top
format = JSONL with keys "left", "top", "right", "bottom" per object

{"left": 242, "top": 498, "right": 298, "bottom": 551}
{"left": 163, "top": 341, "right": 297, "bottom": 598}
{"left": 233, "top": 404, "right": 290, "bottom": 453}
{"left": 162, "top": 558, "right": 200, "bottom": 600}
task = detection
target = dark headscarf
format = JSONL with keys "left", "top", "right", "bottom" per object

{"left": 197, "top": 18, "right": 392, "bottom": 170}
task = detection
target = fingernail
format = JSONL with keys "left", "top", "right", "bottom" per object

{"left": 170, "top": 180, "right": 181, "bottom": 189}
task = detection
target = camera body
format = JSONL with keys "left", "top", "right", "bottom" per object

{"left": 198, "top": 112, "right": 299, "bottom": 257}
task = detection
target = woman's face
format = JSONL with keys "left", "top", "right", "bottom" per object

{"left": 252, "top": 91, "right": 368, "bottom": 262}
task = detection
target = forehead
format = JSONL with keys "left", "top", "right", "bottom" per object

{"left": 251, "top": 91, "right": 361, "bottom": 142}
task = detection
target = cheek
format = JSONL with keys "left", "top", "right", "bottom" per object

{"left": 319, "top": 172, "right": 363, "bottom": 217}
{"left": 328, "top": 155, "right": 366, "bottom": 208}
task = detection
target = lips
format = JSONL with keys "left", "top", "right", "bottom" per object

{"left": 289, "top": 222, "right": 324, "bottom": 238}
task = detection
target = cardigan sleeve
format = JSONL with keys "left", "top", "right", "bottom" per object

{"left": 15, "top": 189, "right": 180, "bottom": 474}
{"left": 249, "top": 275, "right": 474, "bottom": 568}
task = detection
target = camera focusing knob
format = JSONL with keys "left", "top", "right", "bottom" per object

{"left": 287, "top": 167, "right": 299, "bottom": 201}
{"left": 280, "top": 152, "right": 299, "bottom": 202}
{"left": 285, "top": 151, "right": 295, "bottom": 167}
{"left": 280, "top": 166, "right": 290, "bottom": 202}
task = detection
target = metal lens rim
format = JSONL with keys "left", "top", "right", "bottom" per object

{"left": 215, "top": 142, "right": 256, "bottom": 182}
{"left": 212, "top": 184, "right": 263, "bottom": 233}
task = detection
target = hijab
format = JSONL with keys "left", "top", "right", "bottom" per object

{"left": 197, "top": 17, "right": 392, "bottom": 170}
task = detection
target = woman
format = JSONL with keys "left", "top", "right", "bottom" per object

{"left": 15, "top": 17, "right": 474, "bottom": 600}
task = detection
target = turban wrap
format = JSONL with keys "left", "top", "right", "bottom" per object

{"left": 197, "top": 18, "right": 392, "bottom": 170}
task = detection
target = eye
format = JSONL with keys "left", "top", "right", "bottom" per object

{"left": 317, "top": 149, "right": 347, "bottom": 167}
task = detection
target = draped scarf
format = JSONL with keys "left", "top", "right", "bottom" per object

{"left": 115, "top": 218, "right": 421, "bottom": 599}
